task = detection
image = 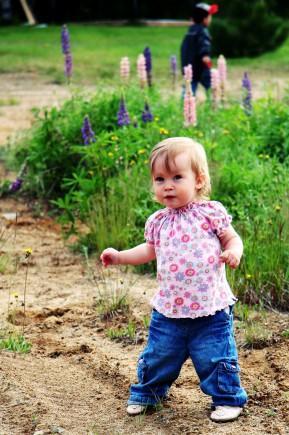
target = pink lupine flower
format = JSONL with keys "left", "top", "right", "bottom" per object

{"left": 120, "top": 56, "right": 130, "bottom": 82}
{"left": 217, "top": 55, "right": 227, "bottom": 103}
{"left": 210, "top": 68, "right": 220, "bottom": 110}
{"left": 137, "top": 53, "right": 147, "bottom": 88}
{"left": 183, "top": 81, "right": 197, "bottom": 127}
{"left": 183, "top": 64, "right": 193, "bottom": 82}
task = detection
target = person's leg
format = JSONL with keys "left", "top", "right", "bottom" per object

{"left": 128, "top": 309, "right": 188, "bottom": 407}
{"left": 191, "top": 81, "right": 198, "bottom": 95}
{"left": 188, "top": 307, "right": 247, "bottom": 411}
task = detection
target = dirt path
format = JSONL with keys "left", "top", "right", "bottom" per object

{"left": 1, "top": 73, "right": 289, "bottom": 434}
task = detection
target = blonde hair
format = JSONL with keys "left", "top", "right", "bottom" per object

{"left": 149, "top": 137, "right": 211, "bottom": 199}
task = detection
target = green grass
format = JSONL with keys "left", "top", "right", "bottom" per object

{"left": 0, "top": 332, "right": 31, "bottom": 353}
{"left": 1, "top": 24, "right": 289, "bottom": 85}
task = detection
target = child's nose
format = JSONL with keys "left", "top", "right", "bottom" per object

{"left": 164, "top": 181, "right": 174, "bottom": 190}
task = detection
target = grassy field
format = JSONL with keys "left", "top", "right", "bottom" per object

{"left": 1, "top": 24, "right": 289, "bottom": 85}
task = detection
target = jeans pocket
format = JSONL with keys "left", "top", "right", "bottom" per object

{"left": 217, "top": 360, "right": 241, "bottom": 394}
{"left": 137, "top": 356, "right": 148, "bottom": 384}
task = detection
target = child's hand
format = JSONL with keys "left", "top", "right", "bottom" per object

{"left": 219, "top": 249, "right": 240, "bottom": 269}
{"left": 100, "top": 248, "right": 120, "bottom": 267}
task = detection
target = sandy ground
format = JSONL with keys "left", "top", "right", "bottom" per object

{"left": 1, "top": 73, "right": 289, "bottom": 435}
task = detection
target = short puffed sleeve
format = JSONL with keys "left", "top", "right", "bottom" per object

{"left": 207, "top": 201, "right": 232, "bottom": 236}
{"left": 144, "top": 214, "right": 156, "bottom": 246}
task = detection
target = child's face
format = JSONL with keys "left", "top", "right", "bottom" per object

{"left": 203, "top": 15, "right": 212, "bottom": 26}
{"left": 152, "top": 152, "right": 204, "bottom": 209}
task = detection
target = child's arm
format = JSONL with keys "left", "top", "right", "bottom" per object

{"left": 219, "top": 225, "right": 243, "bottom": 269}
{"left": 100, "top": 243, "right": 156, "bottom": 267}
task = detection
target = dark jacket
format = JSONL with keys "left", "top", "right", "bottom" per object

{"left": 181, "top": 23, "right": 211, "bottom": 81}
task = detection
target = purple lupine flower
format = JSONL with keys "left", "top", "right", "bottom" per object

{"left": 65, "top": 52, "right": 73, "bottom": 80}
{"left": 242, "top": 72, "right": 252, "bottom": 115}
{"left": 9, "top": 178, "right": 23, "bottom": 193}
{"left": 61, "top": 25, "right": 70, "bottom": 55}
{"left": 141, "top": 101, "right": 154, "bottom": 123}
{"left": 81, "top": 115, "right": 96, "bottom": 145}
{"left": 117, "top": 97, "right": 130, "bottom": 127}
{"left": 143, "top": 46, "right": 152, "bottom": 87}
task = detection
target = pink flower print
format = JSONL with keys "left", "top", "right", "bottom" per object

{"left": 185, "top": 268, "right": 195, "bottom": 277}
{"left": 173, "top": 290, "right": 178, "bottom": 296}
{"left": 185, "top": 279, "right": 192, "bottom": 285}
{"left": 176, "top": 225, "right": 182, "bottom": 232}
{"left": 190, "top": 302, "right": 201, "bottom": 310}
{"left": 175, "top": 297, "right": 184, "bottom": 306}
{"left": 220, "top": 291, "right": 227, "bottom": 299}
{"left": 202, "top": 295, "right": 208, "bottom": 301}
{"left": 212, "top": 218, "right": 220, "bottom": 229}
{"left": 169, "top": 256, "right": 174, "bottom": 261}
{"left": 181, "top": 234, "right": 190, "bottom": 243}
{"left": 192, "top": 226, "right": 197, "bottom": 233}
{"left": 169, "top": 230, "right": 175, "bottom": 237}
{"left": 169, "top": 284, "right": 175, "bottom": 290}
{"left": 184, "top": 291, "right": 191, "bottom": 298}
{"left": 157, "top": 273, "right": 162, "bottom": 281}
{"left": 207, "top": 276, "right": 213, "bottom": 283}
{"left": 197, "top": 262, "right": 204, "bottom": 268}
{"left": 201, "top": 222, "right": 210, "bottom": 231}
{"left": 205, "top": 268, "right": 210, "bottom": 274}
{"left": 172, "top": 308, "right": 178, "bottom": 315}
{"left": 160, "top": 289, "right": 166, "bottom": 297}
{"left": 179, "top": 258, "right": 186, "bottom": 265}
{"left": 155, "top": 240, "right": 160, "bottom": 247}
{"left": 165, "top": 302, "right": 171, "bottom": 309}
{"left": 208, "top": 256, "right": 215, "bottom": 264}
{"left": 170, "top": 263, "right": 178, "bottom": 272}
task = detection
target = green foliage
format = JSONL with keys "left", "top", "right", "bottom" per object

{"left": 9, "top": 88, "right": 289, "bottom": 309}
{"left": 106, "top": 321, "right": 136, "bottom": 341}
{"left": 0, "top": 333, "right": 31, "bottom": 353}
{"left": 212, "top": 0, "right": 289, "bottom": 57}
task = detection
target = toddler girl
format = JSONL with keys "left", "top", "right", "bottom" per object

{"left": 100, "top": 137, "right": 247, "bottom": 422}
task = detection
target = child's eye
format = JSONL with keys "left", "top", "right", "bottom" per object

{"left": 155, "top": 176, "right": 164, "bottom": 182}
{"left": 174, "top": 175, "right": 182, "bottom": 180}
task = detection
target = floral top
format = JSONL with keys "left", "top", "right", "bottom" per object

{"left": 145, "top": 200, "right": 237, "bottom": 319}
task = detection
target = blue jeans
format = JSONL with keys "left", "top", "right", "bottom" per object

{"left": 192, "top": 68, "right": 211, "bottom": 95}
{"left": 128, "top": 307, "right": 247, "bottom": 408}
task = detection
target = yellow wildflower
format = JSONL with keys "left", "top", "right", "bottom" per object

{"left": 159, "top": 128, "right": 169, "bottom": 135}
{"left": 88, "top": 170, "right": 94, "bottom": 176}
{"left": 108, "top": 152, "right": 113, "bottom": 158}
{"left": 11, "top": 292, "right": 19, "bottom": 298}
{"left": 111, "top": 135, "right": 119, "bottom": 141}
{"left": 222, "top": 129, "right": 230, "bottom": 135}
{"left": 138, "top": 149, "right": 145, "bottom": 155}
{"left": 246, "top": 274, "right": 252, "bottom": 280}
{"left": 24, "top": 248, "right": 32, "bottom": 258}
{"left": 155, "top": 116, "right": 159, "bottom": 122}
{"left": 275, "top": 205, "right": 281, "bottom": 212}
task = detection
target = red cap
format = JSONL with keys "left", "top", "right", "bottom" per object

{"left": 209, "top": 4, "right": 219, "bottom": 14}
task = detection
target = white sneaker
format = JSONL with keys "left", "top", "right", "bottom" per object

{"left": 126, "top": 404, "right": 146, "bottom": 416}
{"left": 210, "top": 406, "right": 243, "bottom": 422}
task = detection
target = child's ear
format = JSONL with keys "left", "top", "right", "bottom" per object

{"left": 196, "top": 172, "right": 205, "bottom": 189}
